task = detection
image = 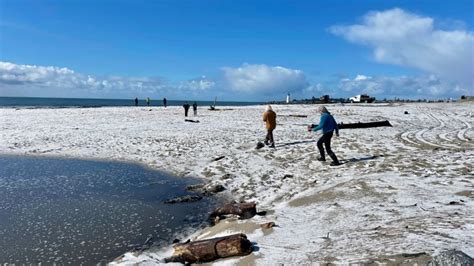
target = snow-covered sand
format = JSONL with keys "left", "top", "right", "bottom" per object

{"left": 1, "top": 102, "right": 473, "bottom": 264}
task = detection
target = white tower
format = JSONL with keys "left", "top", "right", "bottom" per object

{"left": 286, "top": 93, "right": 290, "bottom": 104}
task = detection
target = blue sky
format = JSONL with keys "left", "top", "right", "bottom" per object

{"left": 0, "top": 0, "right": 473, "bottom": 101}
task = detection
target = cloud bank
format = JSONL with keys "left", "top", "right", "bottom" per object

{"left": 330, "top": 8, "right": 474, "bottom": 88}
{"left": 0, "top": 61, "right": 169, "bottom": 98}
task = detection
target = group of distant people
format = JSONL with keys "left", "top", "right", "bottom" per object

{"left": 133, "top": 97, "right": 198, "bottom": 117}
{"left": 263, "top": 105, "right": 341, "bottom": 166}
{"left": 134, "top": 97, "right": 167, "bottom": 108}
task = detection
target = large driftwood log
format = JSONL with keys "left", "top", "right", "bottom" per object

{"left": 164, "top": 233, "right": 253, "bottom": 263}
{"left": 310, "top": 120, "right": 392, "bottom": 130}
{"left": 210, "top": 202, "right": 257, "bottom": 222}
{"left": 338, "top": 120, "right": 392, "bottom": 129}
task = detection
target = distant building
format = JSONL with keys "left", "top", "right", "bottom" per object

{"left": 460, "top": 95, "right": 474, "bottom": 101}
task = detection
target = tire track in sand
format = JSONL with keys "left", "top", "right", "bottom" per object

{"left": 398, "top": 106, "right": 463, "bottom": 149}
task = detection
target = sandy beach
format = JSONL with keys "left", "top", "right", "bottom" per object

{"left": 1, "top": 102, "right": 473, "bottom": 264}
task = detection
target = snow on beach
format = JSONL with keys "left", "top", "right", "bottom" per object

{"left": 1, "top": 102, "right": 473, "bottom": 264}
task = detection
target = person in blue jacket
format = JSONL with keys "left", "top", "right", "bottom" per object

{"left": 308, "top": 106, "right": 341, "bottom": 166}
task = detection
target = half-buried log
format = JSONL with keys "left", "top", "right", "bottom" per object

{"left": 309, "top": 120, "right": 392, "bottom": 129}
{"left": 210, "top": 202, "right": 257, "bottom": 223}
{"left": 164, "top": 233, "right": 253, "bottom": 263}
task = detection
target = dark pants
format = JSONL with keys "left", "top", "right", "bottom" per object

{"left": 184, "top": 109, "right": 189, "bottom": 117}
{"left": 317, "top": 131, "right": 339, "bottom": 162}
{"left": 265, "top": 129, "right": 274, "bottom": 144}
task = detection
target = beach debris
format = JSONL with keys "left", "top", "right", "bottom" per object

{"left": 256, "top": 142, "right": 265, "bottom": 149}
{"left": 309, "top": 120, "right": 392, "bottom": 129}
{"left": 282, "top": 174, "right": 293, "bottom": 180}
{"left": 212, "top": 155, "right": 226, "bottom": 162}
{"left": 429, "top": 250, "right": 474, "bottom": 265}
{"left": 186, "top": 183, "right": 226, "bottom": 196}
{"left": 208, "top": 107, "right": 234, "bottom": 111}
{"left": 164, "top": 233, "right": 253, "bottom": 264}
{"left": 404, "top": 111, "right": 409, "bottom": 114}
{"left": 281, "top": 114, "right": 308, "bottom": 118}
{"left": 164, "top": 195, "right": 203, "bottom": 204}
{"left": 210, "top": 202, "right": 257, "bottom": 224}
{"left": 184, "top": 119, "right": 200, "bottom": 123}
{"left": 321, "top": 232, "right": 330, "bottom": 240}
{"left": 448, "top": 200, "right": 463, "bottom": 205}
{"left": 260, "top": 222, "right": 276, "bottom": 229}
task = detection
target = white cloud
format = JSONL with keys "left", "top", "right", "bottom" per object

{"left": 0, "top": 61, "right": 169, "bottom": 97}
{"left": 330, "top": 8, "right": 474, "bottom": 87}
{"left": 339, "top": 74, "right": 469, "bottom": 98}
{"left": 221, "top": 64, "right": 308, "bottom": 94}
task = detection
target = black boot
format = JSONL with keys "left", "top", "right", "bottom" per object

{"left": 329, "top": 153, "right": 340, "bottom": 166}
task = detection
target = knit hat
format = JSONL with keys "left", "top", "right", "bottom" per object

{"left": 319, "top": 106, "right": 329, "bottom": 113}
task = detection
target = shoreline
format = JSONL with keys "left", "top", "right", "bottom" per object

{"left": 1, "top": 103, "right": 472, "bottom": 264}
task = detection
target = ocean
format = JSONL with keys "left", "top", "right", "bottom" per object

{"left": 0, "top": 155, "right": 222, "bottom": 264}
{"left": 0, "top": 97, "right": 262, "bottom": 108}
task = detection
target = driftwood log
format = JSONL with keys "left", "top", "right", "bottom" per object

{"left": 164, "top": 233, "right": 253, "bottom": 263}
{"left": 210, "top": 202, "right": 257, "bottom": 223}
{"left": 185, "top": 119, "right": 200, "bottom": 123}
{"left": 310, "top": 120, "right": 392, "bottom": 129}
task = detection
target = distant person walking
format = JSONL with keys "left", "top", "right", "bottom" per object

{"left": 309, "top": 106, "right": 341, "bottom": 166}
{"left": 146, "top": 97, "right": 151, "bottom": 107}
{"left": 192, "top": 102, "right": 198, "bottom": 116}
{"left": 163, "top": 98, "right": 167, "bottom": 108}
{"left": 263, "top": 105, "right": 277, "bottom": 148}
{"left": 183, "top": 102, "right": 190, "bottom": 117}
{"left": 134, "top": 97, "right": 138, "bottom": 106}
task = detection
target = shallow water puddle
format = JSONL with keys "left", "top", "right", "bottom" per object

{"left": 0, "top": 155, "right": 218, "bottom": 264}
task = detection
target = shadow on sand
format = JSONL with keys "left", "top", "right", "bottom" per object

{"left": 341, "top": 155, "right": 382, "bottom": 164}
{"left": 275, "top": 140, "right": 316, "bottom": 148}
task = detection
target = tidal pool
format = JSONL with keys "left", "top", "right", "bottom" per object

{"left": 0, "top": 155, "right": 220, "bottom": 264}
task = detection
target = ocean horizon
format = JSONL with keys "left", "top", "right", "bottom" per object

{"left": 0, "top": 96, "right": 263, "bottom": 108}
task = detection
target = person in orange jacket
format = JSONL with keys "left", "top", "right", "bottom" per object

{"left": 263, "top": 105, "right": 277, "bottom": 148}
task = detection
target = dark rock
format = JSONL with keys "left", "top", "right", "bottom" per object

{"left": 164, "top": 195, "right": 203, "bottom": 204}
{"left": 256, "top": 142, "right": 265, "bottom": 149}
{"left": 186, "top": 183, "right": 226, "bottom": 196}
{"left": 186, "top": 184, "right": 205, "bottom": 191}
{"left": 203, "top": 184, "right": 226, "bottom": 195}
